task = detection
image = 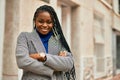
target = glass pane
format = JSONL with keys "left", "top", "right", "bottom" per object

{"left": 94, "top": 44, "right": 104, "bottom": 57}
{"left": 117, "top": 36, "right": 120, "bottom": 68}
{"left": 94, "top": 43, "right": 105, "bottom": 73}
{"left": 96, "top": 58, "right": 105, "bottom": 72}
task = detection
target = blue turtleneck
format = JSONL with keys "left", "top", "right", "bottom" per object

{"left": 36, "top": 29, "right": 53, "bottom": 53}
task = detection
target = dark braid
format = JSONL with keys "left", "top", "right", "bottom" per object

{"left": 33, "top": 5, "right": 76, "bottom": 80}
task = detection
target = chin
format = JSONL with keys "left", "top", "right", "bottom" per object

{"left": 41, "top": 32, "right": 49, "bottom": 35}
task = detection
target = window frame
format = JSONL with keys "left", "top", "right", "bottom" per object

{"left": 93, "top": 12, "right": 106, "bottom": 78}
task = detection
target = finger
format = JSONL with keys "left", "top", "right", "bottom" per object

{"left": 59, "top": 54, "right": 62, "bottom": 56}
{"left": 58, "top": 51, "right": 62, "bottom": 56}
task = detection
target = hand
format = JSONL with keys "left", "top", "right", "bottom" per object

{"left": 58, "top": 51, "right": 67, "bottom": 57}
{"left": 30, "top": 53, "right": 46, "bottom": 62}
{"left": 38, "top": 53, "right": 46, "bottom": 62}
{"left": 30, "top": 53, "right": 40, "bottom": 59}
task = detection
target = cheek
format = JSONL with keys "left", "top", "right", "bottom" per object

{"left": 34, "top": 20, "right": 41, "bottom": 25}
{"left": 50, "top": 24, "right": 53, "bottom": 28}
{"left": 35, "top": 22, "right": 41, "bottom": 26}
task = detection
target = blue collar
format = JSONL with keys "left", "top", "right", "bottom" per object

{"left": 36, "top": 29, "right": 53, "bottom": 53}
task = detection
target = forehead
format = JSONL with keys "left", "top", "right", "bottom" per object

{"left": 37, "top": 11, "right": 52, "bottom": 19}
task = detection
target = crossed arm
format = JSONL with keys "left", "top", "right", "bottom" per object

{"left": 29, "top": 51, "right": 67, "bottom": 62}
{"left": 16, "top": 33, "right": 73, "bottom": 77}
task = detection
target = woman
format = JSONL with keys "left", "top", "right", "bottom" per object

{"left": 16, "top": 5, "right": 75, "bottom": 80}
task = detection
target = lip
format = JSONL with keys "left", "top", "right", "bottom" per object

{"left": 41, "top": 28, "right": 49, "bottom": 32}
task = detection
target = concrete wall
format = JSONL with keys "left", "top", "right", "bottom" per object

{"left": 2, "top": 0, "right": 21, "bottom": 79}
{"left": 0, "top": 0, "right": 5, "bottom": 80}
{"left": 72, "top": 0, "right": 113, "bottom": 79}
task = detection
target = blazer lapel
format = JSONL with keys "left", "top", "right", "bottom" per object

{"left": 48, "top": 35, "right": 61, "bottom": 55}
{"left": 30, "top": 30, "right": 46, "bottom": 53}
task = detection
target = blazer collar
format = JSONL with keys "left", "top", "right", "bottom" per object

{"left": 30, "top": 30, "right": 46, "bottom": 53}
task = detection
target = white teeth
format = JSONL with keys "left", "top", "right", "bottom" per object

{"left": 41, "top": 29, "right": 48, "bottom": 31}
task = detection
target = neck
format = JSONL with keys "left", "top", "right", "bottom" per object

{"left": 36, "top": 29, "right": 53, "bottom": 38}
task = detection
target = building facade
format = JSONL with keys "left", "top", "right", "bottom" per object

{"left": 0, "top": 0, "right": 120, "bottom": 80}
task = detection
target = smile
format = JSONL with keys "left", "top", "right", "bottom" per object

{"left": 41, "top": 28, "right": 49, "bottom": 32}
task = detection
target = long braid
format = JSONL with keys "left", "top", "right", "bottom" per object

{"left": 33, "top": 5, "right": 76, "bottom": 80}
{"left": 45, "top": 6, "right": 76, "bottom": 80}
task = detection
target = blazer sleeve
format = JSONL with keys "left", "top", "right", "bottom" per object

{"left": 44, "top": 51, "right": 74, "bottom": 72}
{"left": 16, "top": 32, "right": 54, "bottom": 77}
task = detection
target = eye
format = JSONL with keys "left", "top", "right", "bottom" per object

{"left": 39, "top": 20, "right": 44, "bottom": 23}
{"left": 47, "top": 20, "right": 52, "bottom": 24}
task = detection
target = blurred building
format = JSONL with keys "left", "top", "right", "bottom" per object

{"left": 0, "top": 0, "right": 120, "bottom": 80}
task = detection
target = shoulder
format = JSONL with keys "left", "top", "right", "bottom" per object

{"left": 18, "top": 31, "right": 32, "bottom": 37}
{"left": 17, "top": 32, "right": 32, "bottom": 41}
{"left": 17, "top": 32, "right": 28, "bottom": 38}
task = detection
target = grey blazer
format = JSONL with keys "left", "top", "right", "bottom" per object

{"left": 16, "top": 30, "right": 74, "bottom": 80}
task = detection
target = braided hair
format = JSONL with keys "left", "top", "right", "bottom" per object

{"left": 33, "top": 5, "right": 76, "bottom": 80}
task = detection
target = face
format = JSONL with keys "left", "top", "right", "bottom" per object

{"left": 34, "top": 11, "right": 53, "bottom": 35}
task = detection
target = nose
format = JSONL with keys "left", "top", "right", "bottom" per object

{"left": 42, "top": 22, "right": 47, "bottom": 27}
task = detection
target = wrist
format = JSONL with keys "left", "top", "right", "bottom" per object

{"left": 38, "top": 53, "right": 46, "bottom": 62}
{"left": 43, "top": 55, "right": 47, "bottom": 62}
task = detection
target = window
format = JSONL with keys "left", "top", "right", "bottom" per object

{"left": 94, "top": 13, "right": 105, "bottom": 78}
{"left": 94, "top": 44, "right": 105, "bottom": 72}
{"left": 119, "top": 0, "right": 120, "bottom": 14}
{"left": 94, "top": 14, "right": 104, "bottom": 44}
{"left": 116, "top": 36, "right": 120, "bottom": 69}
